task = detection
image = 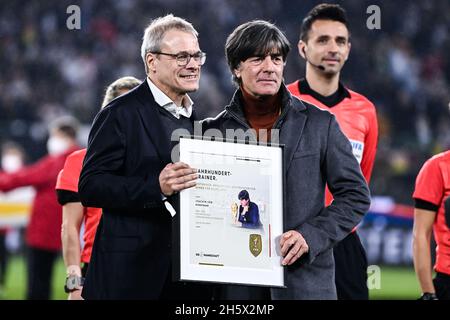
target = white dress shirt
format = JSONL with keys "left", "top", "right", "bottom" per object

{"left": 146, "top": 78, "right": 193, "bottom": 119}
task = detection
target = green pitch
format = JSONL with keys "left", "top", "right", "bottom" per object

{"left": 1, "top": 255, "right": 66, "bottom": 300}
{"left": 369, "top": 265, "right": 421, "bottom": 300}
{"left": 0, "top": 256, "right": 421, "bottom": 300}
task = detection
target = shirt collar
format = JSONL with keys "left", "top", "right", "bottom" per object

{"left": 299, "top": 78, "right": 350, "bottom": 108}
{"left": 146, "top": 77, "right": 193, "bottom": 119}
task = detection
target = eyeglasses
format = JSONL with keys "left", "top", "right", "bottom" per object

{"left": 150, "top": 51, "right": 206, "bottom": 66}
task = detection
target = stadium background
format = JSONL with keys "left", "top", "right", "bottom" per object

{"left": 0, "top": 0, "right": 449, "bottom": 299}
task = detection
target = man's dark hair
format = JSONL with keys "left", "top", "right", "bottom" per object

{"left": 238, "top": 190, "right": 250, "bottom": 200}
{"left": 300, "top": 3, "right": 349, "bottom": 42}
{"left": 225, "top": 20, "right": 290, "bottom": 86}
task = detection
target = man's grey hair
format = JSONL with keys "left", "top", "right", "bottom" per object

{"left": 141, "top": 14, "right": 198, "bottom": 74}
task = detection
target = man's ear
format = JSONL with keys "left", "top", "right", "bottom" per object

{"left": 234, "top": 67, "right": 241, "bottom": 80}
{"left": 344, "top": 42, "right": 351, "bottom": 61}
{"left": 298, "top": 40, "right": 306, "bottom": 59}
{"left": 146, "top": 52, "right": 157, "bottom": 73}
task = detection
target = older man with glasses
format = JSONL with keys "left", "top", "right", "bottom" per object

{"left": 78, "top": 14, "right": 212, "bottom": 300}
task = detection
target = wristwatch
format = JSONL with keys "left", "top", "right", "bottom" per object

{"left": 64, "top": 274, "right": 84, "bottom": 293}
{"left": 419, "top": 292, "right": 438, "bottom": 300}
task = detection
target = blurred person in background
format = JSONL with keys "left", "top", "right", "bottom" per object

{"left": 79, "top": 14, "right": 212, "bottom": 300}
{"left": 56, "top": 76, "right": 140, "bottom": 300}
{"left": 0, "top": 117, "right": 80, "bottom": 299}
{"left": 287, "top": 4, "right": 378, "bottom": 300}
{"left": 413, "top": 149, "right": 450, "bottom": 300}
{"left": 0, "top": 142, "right": 34, "bottom": 297}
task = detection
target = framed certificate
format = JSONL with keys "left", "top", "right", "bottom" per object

{"left": 173, "top": 137, "right": 285, "bottom": 287}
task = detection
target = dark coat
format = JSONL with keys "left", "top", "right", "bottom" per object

{"left": 202, "top": 85, "right": 371, "bottom": 299}
{"left": 79, "top": 81, "right": 184, "bottom": 299}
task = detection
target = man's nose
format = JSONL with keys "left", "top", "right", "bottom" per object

{"left": 261, "top": 55, "right": 276, "bottom": 71}
{"left": 185, "top": 55, "right": 201, "bottom": 69}
{"left": 327, "top": 40, "right": 339, "bottom": 53}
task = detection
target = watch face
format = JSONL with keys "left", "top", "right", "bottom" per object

{"left": 66, "top": 275, "right": 79, "bottom": 290}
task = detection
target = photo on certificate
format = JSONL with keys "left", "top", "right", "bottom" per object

{"left": 174, "top": 137, "right": 285, "bottom": 287}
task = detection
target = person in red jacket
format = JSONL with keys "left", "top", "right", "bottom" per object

{"left": 0, "top": 116, "right": 79, "bottom": 299}
{"left": 413, "top": 151, "right": 450, "bottom": 300}
{"left": 56, "top": 76, "right": 140, "bottom": 300}
{"left": 287, "top": 4, "right": 378, "bottom": 299}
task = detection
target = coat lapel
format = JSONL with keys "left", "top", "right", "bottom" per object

{"left": 281, "top": 99, "right": 307, "bottom": 172}
{"left": 134, "top": 81, "right": 172, "bottom": 164}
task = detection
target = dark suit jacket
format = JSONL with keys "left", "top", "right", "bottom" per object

{"left": 203, "top": 85, "right": 371, "bottom": 299}
{"left": 78, "top": 81, "right": 183, "bottom": 299}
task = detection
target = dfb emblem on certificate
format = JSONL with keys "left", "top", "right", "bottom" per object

{"left": 249, "top": 234, "right": 262, "bottom": 257}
